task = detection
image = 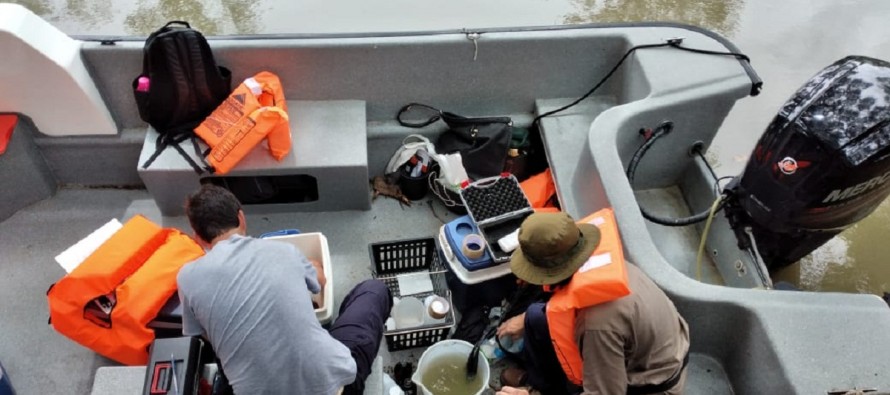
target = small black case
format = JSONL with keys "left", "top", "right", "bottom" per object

{"left": 142, "top": 336, "right": 204, "bottom": 395}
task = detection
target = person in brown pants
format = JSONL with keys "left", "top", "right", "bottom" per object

{"left": 495, "top": 211, "right": 689, "bottom": 395}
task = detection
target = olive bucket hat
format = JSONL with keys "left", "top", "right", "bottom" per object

{"left": 510, "top": 212, "right": 601, "bottom": 285}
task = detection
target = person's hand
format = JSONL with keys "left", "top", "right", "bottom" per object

{"left": 309, "top": 259, "right": 326, "bottom": 291}
{"left": 497, "top": 386, "right": 530, "bottom": 395}
{"left": 496, "top": 312, "right": 526, "bottom": 340}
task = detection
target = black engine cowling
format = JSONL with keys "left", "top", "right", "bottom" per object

{"left": 726, "top": 56, "right": 890, "bottom": 270}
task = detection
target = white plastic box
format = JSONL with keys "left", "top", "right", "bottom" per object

{"left": 438, "top": 225, "right": 511, "bottom": 284}
{"left": 265, "top": 232, "right": 334, "bottom": 324}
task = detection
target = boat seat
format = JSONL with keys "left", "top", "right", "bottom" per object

{"left": 0, "top": 4, "right": 116, "bottom": 136}
{"left": 0, "top": 115, "right": 56, "bottom": 222}
{"left": 137, "top": 100, "right": 371, "bottom": 216}
{"left": 535, "top": 97, "right": 617, "bottom": 218}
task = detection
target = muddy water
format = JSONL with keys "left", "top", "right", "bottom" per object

{"left": 6, "top": 0, "right": 890, "bottom": 294}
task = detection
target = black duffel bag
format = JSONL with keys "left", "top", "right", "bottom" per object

{"left": 397, "top": 103, "right": 512, "bottom": 181}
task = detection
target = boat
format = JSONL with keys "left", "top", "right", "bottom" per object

{"left": 2, "top": 3, "right": 889, "bottom": 394}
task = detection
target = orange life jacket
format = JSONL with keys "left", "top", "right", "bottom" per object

{"left": 521, "top": 168, "right": 560, "bottom": 213}
{"left": 195, "top": 71, "right": 291, "bottom": 174}
{"left": 47, "top": 215, "right": 204, "bottom": 365}
{"left": 545, "top": 208, "right": 631, "bottom": 385}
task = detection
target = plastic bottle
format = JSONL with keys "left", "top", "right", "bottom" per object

{"left": 392, "top": 296, "right": 424, "bottom": 329}
{"left": 479, "top": 336, "right": 499, "bottom": 362}
{"left": 383, "top": 373, "right": 405, "bottom": 395}
{"left": 494, "top": 336, "right": 525, "bottom": 359}
{"left": 488, "top": 306, "right": 504, "bottom": 323}
{"left": 136, "top": 76, "right": 150, "bottom": 92}
{"left": 423, "top": 295, "right": 450, "bottom": 324}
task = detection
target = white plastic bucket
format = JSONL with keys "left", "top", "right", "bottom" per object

{"left": 411, "top": 339, "right": 490, "bottom": 395}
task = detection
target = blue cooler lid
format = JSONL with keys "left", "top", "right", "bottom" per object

{"left": 444, "top": 216, "right": 496, "bottom": 271}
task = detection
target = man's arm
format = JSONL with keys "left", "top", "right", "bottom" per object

{"left": 290, "top": 245, "right": 322, "bottom": 294}
{"left": 178, "top": 287, "right": 204, "bottom": 337}
{"left": 308, "top": 258, "right": 326, "bottom": 292}
{"left": 581, "top": 329, "right": 627, "bottom": 395}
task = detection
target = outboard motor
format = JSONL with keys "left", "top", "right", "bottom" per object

{"left": 724, "top": 56, "right": 890, "bottom": 270}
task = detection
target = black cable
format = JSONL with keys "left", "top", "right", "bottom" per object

{"left": 532, "top": 42, "right": 673, "bottom": 127}
{"left": 690, "top": 147, "right": 728, "bottom": 197}
{"left": 626, "top": 122, "right": 727, "bottom": 227}
{"left": 714, "top": 175, "right": 735, "bottom": 196}
{"left": 694, "top": 150, "right": 719, "bottom": 181}
{"left": 669, "top": 42, "right": 750, "bottom": 62}
{"left": 532, "top": 40, "right": 751, "bottom": 127}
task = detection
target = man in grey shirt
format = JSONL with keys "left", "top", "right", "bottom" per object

{"left": 177, "top": 184, "right": 392, "bottom": 394}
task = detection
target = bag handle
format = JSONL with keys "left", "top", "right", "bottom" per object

{"left": 163, "top": 21, "right": 192, "bottom": 29}
{"left": 397, "top": 103, "right": 443, "bottom": 128}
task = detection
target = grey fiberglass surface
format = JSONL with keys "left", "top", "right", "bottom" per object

{"left": 2, "top": 19, "right": 887, "bottom": 394}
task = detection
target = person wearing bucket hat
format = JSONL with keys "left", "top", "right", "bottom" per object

{"left": 496, "top": 210, "right": 690, "bottom": 395}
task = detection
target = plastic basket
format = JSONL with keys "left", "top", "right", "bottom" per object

{"left": 369, "top": 237, "right": 456, "bottom": 351}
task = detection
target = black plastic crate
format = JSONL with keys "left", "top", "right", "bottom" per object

{"left": 369, "top": 237, "right": 456, "bottom": 351}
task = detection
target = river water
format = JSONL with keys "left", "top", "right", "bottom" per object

{"left": 6, "top": 0, "right": 890, "bottom": 295}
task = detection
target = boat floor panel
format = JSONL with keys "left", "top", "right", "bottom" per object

{"left": 0, "top": 187, "right": 458, "bottom": 394}
{"left": 1, "top": 188, "right": 733, "bottom": 394}
{"left": 634, "top": 187, "right": 724, "bottom": 285}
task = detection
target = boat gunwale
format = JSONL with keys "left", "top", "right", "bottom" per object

{"left": 72, "top": 21, "right": 762, "bottom": 97}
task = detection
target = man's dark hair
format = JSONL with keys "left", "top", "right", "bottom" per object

{"left": 186, "top": 184, "right": 242, "bottom": 243}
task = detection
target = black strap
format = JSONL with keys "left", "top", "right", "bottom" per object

{"left": 141, "top": 133, "right": 169, "bottom": 170}
{"left": 169, "top": 135, "right": 206, "bottom": 174}
{"left": 397, "top": 103, "right": 442, "bottom": 128}
{"left": 189, "top": 134, "right": 215, "bottom": 173}
{"left": 626, "top": 351, "right": 690, "bottom": 395}
{"left": 141, "top": 130, "right": 213, "bottom": 174}
{"left": 164, "top": 20, "right": 191, "bottom": 29}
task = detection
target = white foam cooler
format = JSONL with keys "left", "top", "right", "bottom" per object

{"left": 264, "top": 232, "right": 334, "bottom": 324}
{"left": 438, "top": 226, "right": 511, "bottom": 284}
{"left": 439, "top": 226, "right": 516, "bottom": 312}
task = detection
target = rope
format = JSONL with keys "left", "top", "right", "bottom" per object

{"left": 696, "top": 196, "right": 724, "bottom": 282}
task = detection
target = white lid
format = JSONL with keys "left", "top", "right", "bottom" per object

{"left": 427, "top": 297, "right": 451, "bottom": 319}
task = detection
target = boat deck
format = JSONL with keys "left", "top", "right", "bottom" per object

{"left": 4, "top": 11, "right": 890, "bottom": 393}
{"left": 0, "top": 187, "right": 733, "bottom": 394}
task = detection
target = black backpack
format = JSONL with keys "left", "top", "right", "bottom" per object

{"left": 133, "top": 21, "right": 232, "bottom": 173}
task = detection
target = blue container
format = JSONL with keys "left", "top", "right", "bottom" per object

{"left": 443, "top": 216, "right": 495, "bottom": 271}
{"left": 0, "top": 360, "right": 16, "bottom": 395}
{"left": 259, "top": 228, "right": 301, "bottom": 239}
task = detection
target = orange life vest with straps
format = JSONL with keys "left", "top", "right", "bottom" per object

{"left": 195, "top": 70, "right": 291, "bottom": 174}
{"left": 520, "top": 168, "right": 560, "bottom": 213}
{"left": 47, "top": 215, "right": 204, "bottom": 365}
{"left": 546, "top": 208, "right": 630, "bottom": 385}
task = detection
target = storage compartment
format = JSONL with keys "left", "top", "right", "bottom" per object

{"left": 460, "top": 175, "right": 533, "bottom": 263}
{"left": 369, "top": 238, "right": 456, "bottom": 351}
{"left": 443, "top": 215, "right": 495, "bottom": 272}
{"left": 205, "top": 174, "right": 319, "bottom": 205}
{"left": 142, "top": 337, "right": 207, "bottom": 395}
{"left": 477, "top": 214, "right": 531, "bottom": 261}
{"left": 438, "top": 226, "right": 516, "bottom": 313}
